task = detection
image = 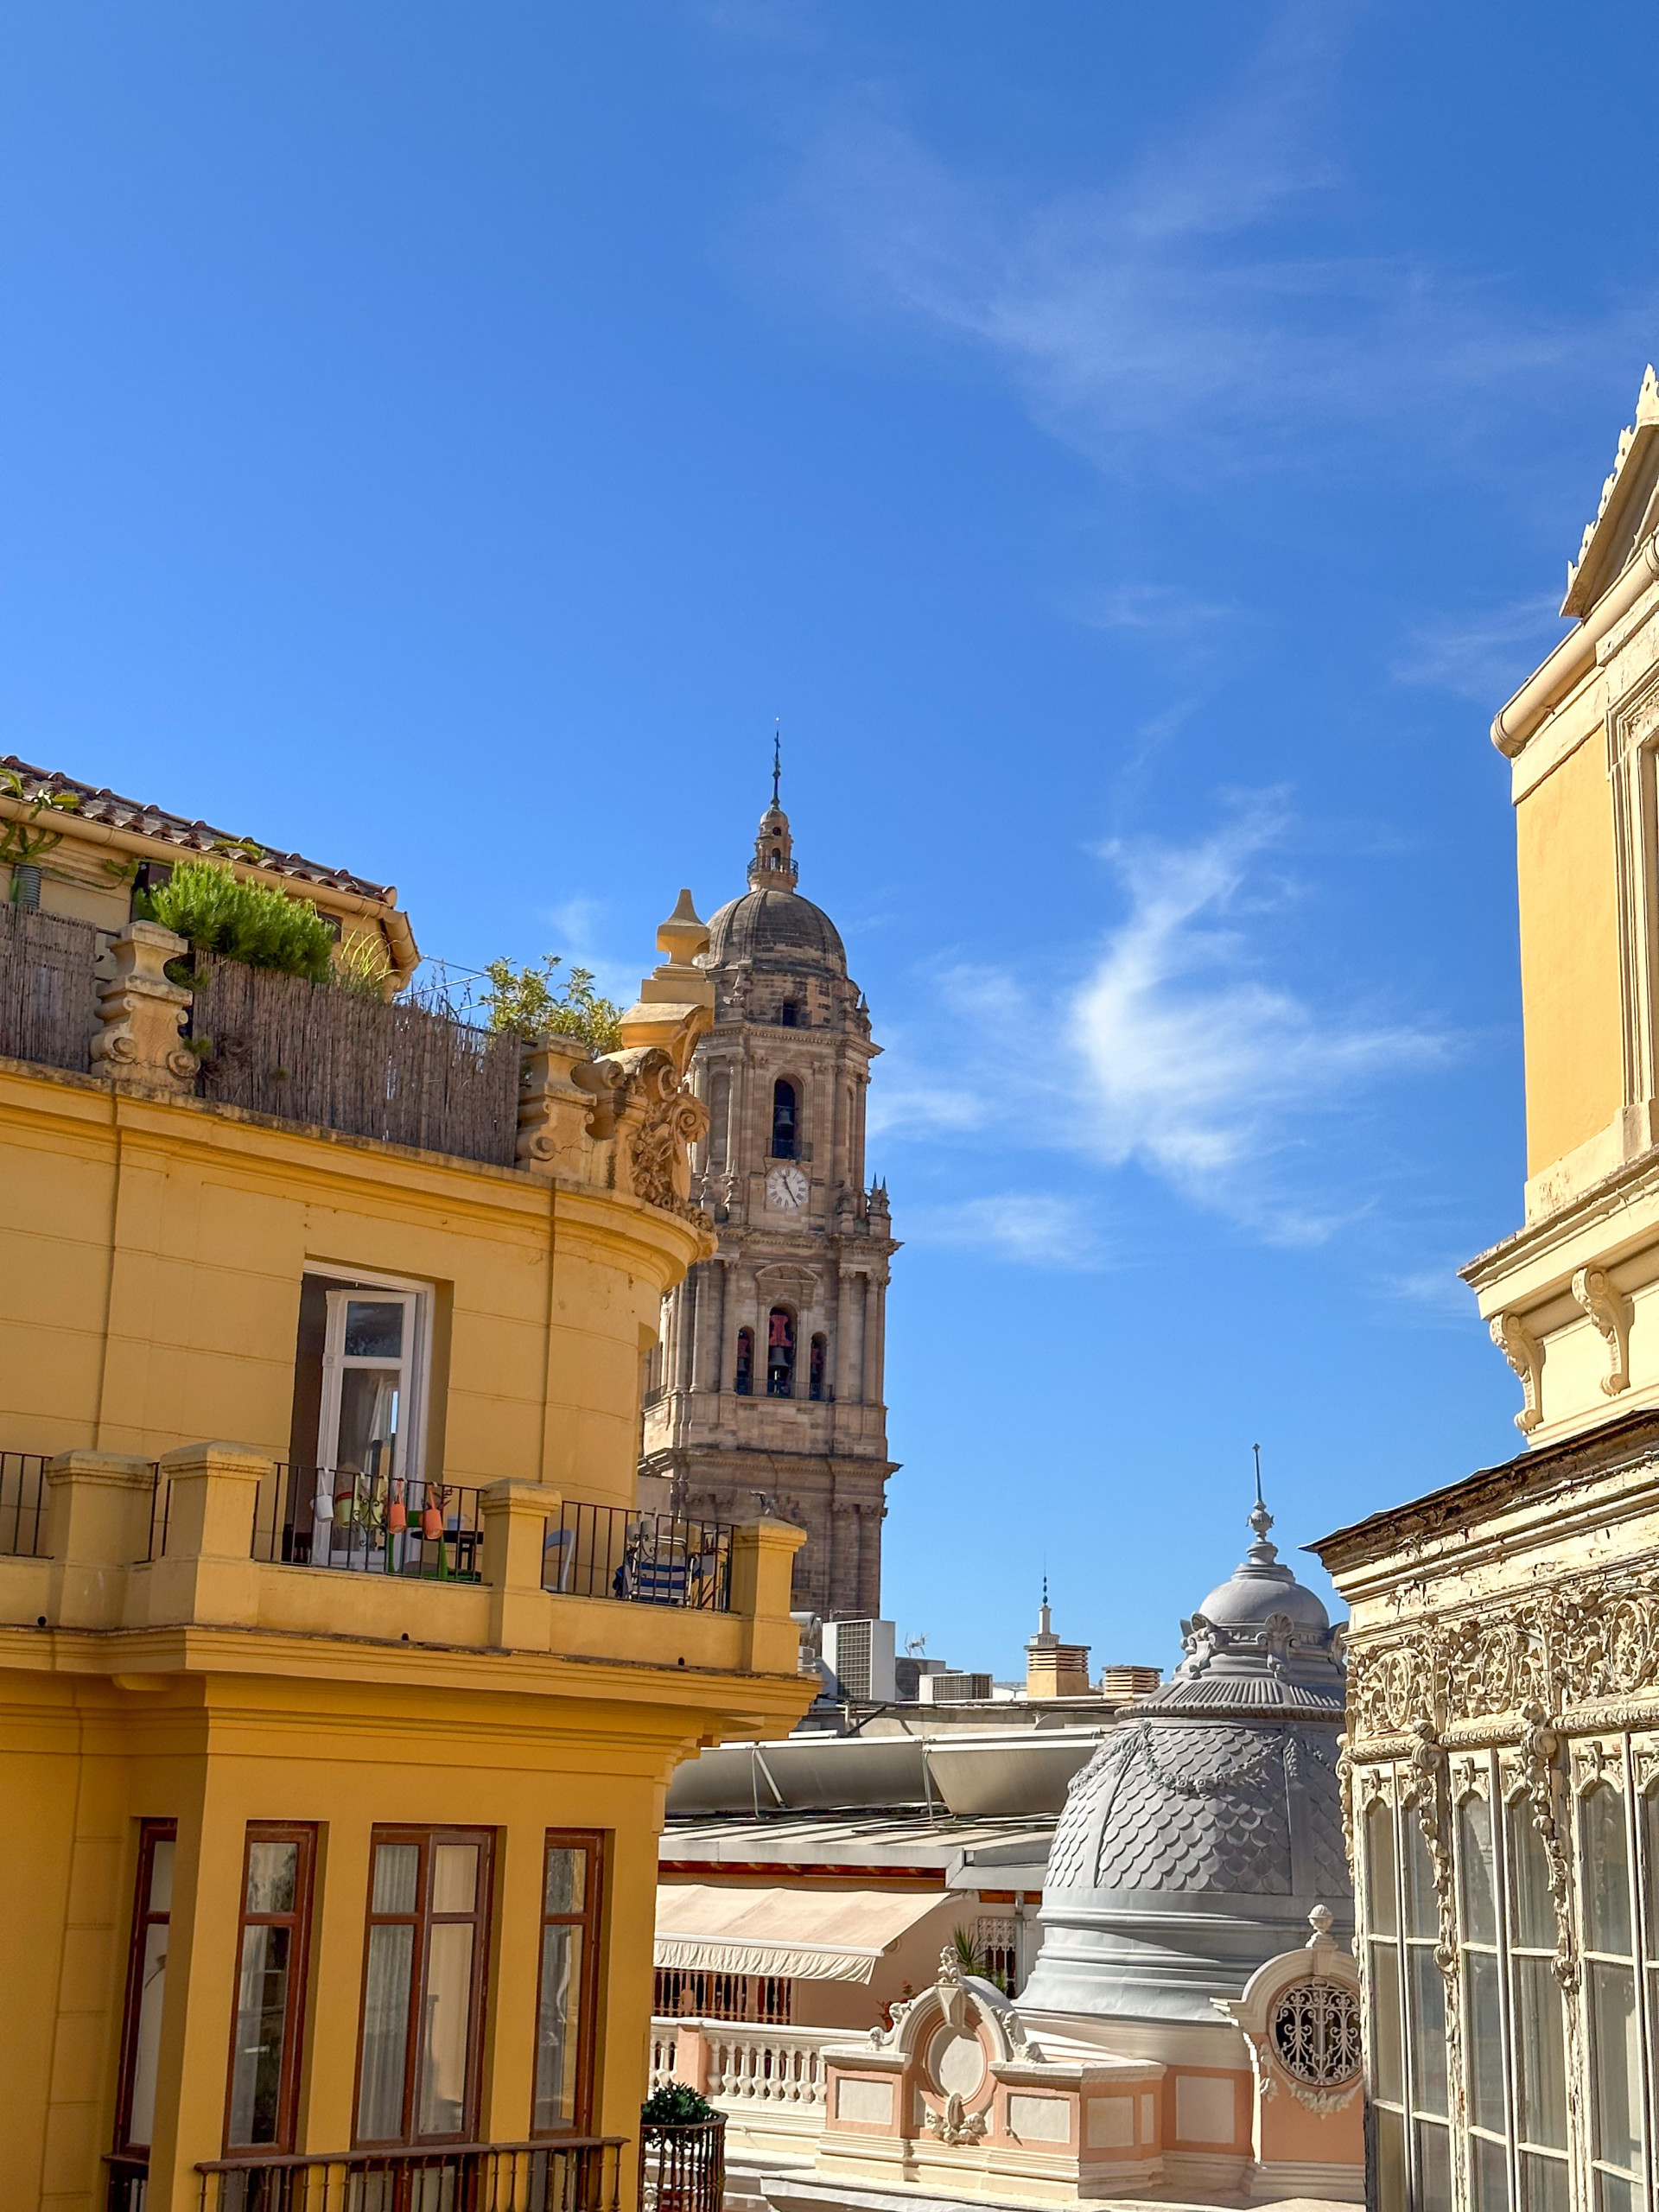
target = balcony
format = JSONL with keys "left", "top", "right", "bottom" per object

{"left": 543, "top": 1504, "right": 733, "bottom": 1611}
{"left": 649, "top": 2018, "right": 836, "bottom": 2150}
{"left": 190, "top": 2133, "right": 624, "bottom": 2212}
{"left": 0, "top": 1443, "right": 804, "bottom": 1686}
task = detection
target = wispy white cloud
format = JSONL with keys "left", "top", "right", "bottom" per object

{"left": 1393, "top": 595, "right": 1571, "bottom": 706}
{"left": 747, "top": 4, "right": 1647, "bottom": 481}
{"left": 906, "top": 1193, "right": 1109, "bottom": 1269}
{"left": 871, "top": 797, "right": 1452, "bottom": 1242}
{"left": 1077, "top": 582, "right": 1238, "bottom": 639}
{"left": 1068, "top": 804, "right": 1447, "bottom": 1227}
{"left": 1378, "top": 1266, "right": 1477, "bottom": 1323}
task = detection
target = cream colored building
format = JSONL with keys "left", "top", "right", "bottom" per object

{"left": 1313, "top": 368, "right": 1659, "bottom": 2212}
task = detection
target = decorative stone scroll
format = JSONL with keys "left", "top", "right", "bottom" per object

{"left": 1572, "top": 1266, "right": 1632, "bottom": 1397}
{"left": 1490, "top": 1310, "right": 1543, "bottom": 1433}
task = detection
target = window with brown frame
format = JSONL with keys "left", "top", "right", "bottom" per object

{"left": 223, "top": 1823, "right": 317, "bottom": 2152}
{"left": 533, "top": 1832, "right": 605, "bottom": 2135}
{"left": 114, "top": 1820, "right": 177, "bottom": 2160}
{"left": 354, "top": 1827, "right": 493, "bottom": 2147}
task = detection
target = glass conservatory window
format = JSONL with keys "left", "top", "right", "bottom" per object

{"left": 1459, "top": 1793, "right": 1510, "bottom": 2210}
{"left": 1365, "top": 1798, "right": 1408, "bottom": 2212}
{"left": 1404, "top": 1815, "right": 1452, "bottom": 2212}
{"left": 1582, "top": 1782, "right": 1643, "bottom": 2212}
{"left": 1507, "top": 1799, "right": 1569, "bottom": 2212}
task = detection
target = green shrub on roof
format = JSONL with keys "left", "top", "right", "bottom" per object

{"left": 138, "top": 858, "right": 337, "bottom": 984}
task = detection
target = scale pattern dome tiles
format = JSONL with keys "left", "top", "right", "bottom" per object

{"left": 1042, "top": 1721, "right": 1347, "bottom": 1900}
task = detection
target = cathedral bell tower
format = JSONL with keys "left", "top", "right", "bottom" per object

{"left": 639, "top": 778, "right": 898, "bottom": 1618}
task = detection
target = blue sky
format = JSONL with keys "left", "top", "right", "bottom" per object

{"left": 3, "top": 3, "right": 1653, "bottom": 1677}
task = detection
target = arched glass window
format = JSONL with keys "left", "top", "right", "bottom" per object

{"left": 809, "top": 1335, "right": 827, "bottom": 1402}
{"left": 779, "top": 1002, "right": 798, "bottom": 1028}
{"left": 772, "top": 1080, "right": 798, "bottom": 1159}
{"left": 734, "top": 1329, "right": 753, "bottom": 1396}
{"left": 766, "top": 1309, "right": 795, "bottom": 1397}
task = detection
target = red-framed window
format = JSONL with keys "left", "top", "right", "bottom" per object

{"left": 354, "top": 1827, "right": 494, "bottom": 2146}
{"left": 223, "top": 1823, "right": 317, "bottom": 2152}
{"left": 532, "top": 1832, "right": 605, "bottom": 2135}
{"left": 114, "top": 1821, "right": 177, "bottom": 2158}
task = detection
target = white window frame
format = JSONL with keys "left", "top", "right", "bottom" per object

{"left": 310, "top": 1265, "right": 433, "bottom": 1491}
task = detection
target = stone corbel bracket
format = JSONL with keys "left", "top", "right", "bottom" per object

{"left": 1491, "top": 1310, "right": 1544, "bottom": 1433}
{"left": 1572, "top": 1265, "right": 1632, "bottom": 1397}
{"left": 90, "top": 920, "right": 199, "bottom": 1094}
{"left": 517, "top": 1035, "right": 620, "bottom": 1176}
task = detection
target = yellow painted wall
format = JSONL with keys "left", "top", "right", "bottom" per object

{"left": 1516, "top": 736, "right": 1624, "bottom": 1175}
{"left": 0, "top": 1064, "right": 680, "bottom": 1503}
{"left": 0, "top": 1045, "right": 813, "bottom": 2210}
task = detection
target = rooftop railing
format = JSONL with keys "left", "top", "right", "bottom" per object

{"left": 543, "top": 1503, "right": 733, "bottom": 1611}
{"left": 251, "top": 1464, "right": 486, "bottom": 1580}
{"left": 195, "top": 2134, "right": 625, "bottom": 2212}
{"left": 0, "top": 901, "right": 525, "bottom": 1171}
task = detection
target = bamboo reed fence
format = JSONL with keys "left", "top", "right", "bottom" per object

{"left": 0, "top": 902, "right": 101, "bottom": 1071}
{"left": 190, "top": 954, "right": 521, "bottom": 1166}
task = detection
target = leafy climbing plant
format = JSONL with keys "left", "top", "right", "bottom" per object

{"left": 0, "top": 769, "right": 81, "bottom": 893}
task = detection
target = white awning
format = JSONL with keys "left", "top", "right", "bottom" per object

{"left": 654, "top": 1883, "right": 948, "bottom": 1986}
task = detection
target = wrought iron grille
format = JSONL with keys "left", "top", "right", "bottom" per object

{"left": 1269, "top": 1975, "right": 1363, "bottom": 2088}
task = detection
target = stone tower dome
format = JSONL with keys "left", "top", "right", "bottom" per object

{"left": 1019, "top": 1492, "right": 1351, "bottom": 2024}
{"left": 639, "top": 774, "right": 897, "bottom": 1618}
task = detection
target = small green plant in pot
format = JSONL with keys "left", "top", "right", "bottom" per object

{"left": 641, "top": 2082, "right": 717, "bottom": 2126}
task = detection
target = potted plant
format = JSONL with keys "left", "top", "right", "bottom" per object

{"left": 640, "top": 2084, "right": 725, "bottom": 2212}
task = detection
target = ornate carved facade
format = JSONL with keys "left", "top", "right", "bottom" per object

{"left": 1310, "top": 370, "right": 1659, "bottom": 2212}
{"left": 639, "top": 790, "right": 896, "bottom": 1618}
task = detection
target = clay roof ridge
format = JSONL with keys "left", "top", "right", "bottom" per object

{"left": 0, "top": 754, "right": 392, "bottom": 902}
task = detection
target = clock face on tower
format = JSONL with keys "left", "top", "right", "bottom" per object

{"left": 766, "top": 1163, "right": 809, "bottom": 1212}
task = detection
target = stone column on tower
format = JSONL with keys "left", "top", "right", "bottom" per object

{"left": 639, "top": 772, "right": 898, "bottom": 1618}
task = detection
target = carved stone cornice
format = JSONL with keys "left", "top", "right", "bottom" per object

{"left": 1348, "top": 1566, "right": 1659, "bottom": 1751}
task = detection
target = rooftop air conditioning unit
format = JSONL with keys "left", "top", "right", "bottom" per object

{"left": 821, "top": 1618, "right": 897, "bottom": 1704}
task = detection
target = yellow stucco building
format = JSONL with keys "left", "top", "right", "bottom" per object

{"left": 0, "top": 762, "right": 814, "bottom": 2210}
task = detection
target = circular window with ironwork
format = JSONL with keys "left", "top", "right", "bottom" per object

{"left": 1269, "top": 1978, "right": 1362, "bottom": 2088}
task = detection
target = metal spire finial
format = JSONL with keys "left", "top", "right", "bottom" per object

{"left": 1248, "top": 1442, "right": 1276, "bottom": 1556}
{"left": 772, "top": 721, "right": 781, "bottom": 810}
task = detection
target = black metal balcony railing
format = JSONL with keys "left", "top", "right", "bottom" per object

{"left": 639, "top": 2117, "right": 724, "bottom": 2212}
{"left": 251, "top": 1465, "right": 486, "bottom": 1580}
{"left": 0, "top": 1450, "right": 48, "bottom": 1559}
{"left": 195, "top": 2136, "right": 624, "bottom": 2212}
{"left": 543, "top": 1503, "right": 732, "bottom": 1611}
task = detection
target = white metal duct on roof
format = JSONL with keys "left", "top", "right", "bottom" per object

{"left": 923, "top": 1732, "right": 1101, "bottom": 1817}
{"left": 664, "top": 1735, "right": 931, "bottom": 1815}
{"left": 664, "top": 1728, "right": 1103, "bottom": 1819}
{"left": 653, "top": 1883, "right": 950, "bottom": 1985}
